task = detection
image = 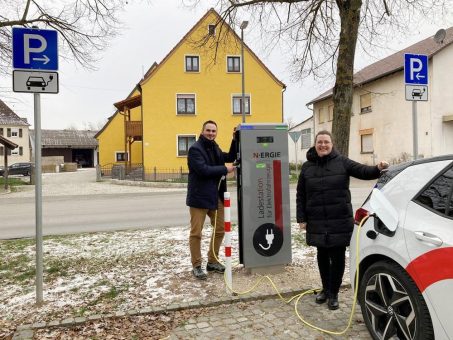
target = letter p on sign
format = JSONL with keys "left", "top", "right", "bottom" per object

{"left": 24, "top": 34, "right": 47, "bottom": 64}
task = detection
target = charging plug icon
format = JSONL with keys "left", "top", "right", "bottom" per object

{"left": 259, "top": 229, "right": 274, "bottom": 250}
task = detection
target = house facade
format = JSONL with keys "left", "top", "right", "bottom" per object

{"left": 0, "top": 100, "right": 30, "bottom": 164}
{"left": 310, "top": 27, "right": 453, "bottom": 165}
{"left": 96, "top": 9, "right": 285, "bottom": 173}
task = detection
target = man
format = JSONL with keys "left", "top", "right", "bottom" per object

{"left": 186, "top": 120, "right": 236, "bottom": 280}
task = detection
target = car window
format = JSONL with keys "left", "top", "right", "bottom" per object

{"left": 415, "top": 166, "right": 453, "bottom": 217}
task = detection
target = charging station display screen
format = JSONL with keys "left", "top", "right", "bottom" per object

{"left": 257, "top": 136, "right": 274, "bottom": 143}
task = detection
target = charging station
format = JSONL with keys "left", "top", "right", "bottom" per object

{"left": 235, "top": 123, "right": 292, "bottom": 270}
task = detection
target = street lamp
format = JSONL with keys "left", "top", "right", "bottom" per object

{"left": 240, "top": 20, "right": 249, "bottom": 123}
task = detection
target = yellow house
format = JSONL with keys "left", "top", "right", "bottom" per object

{"left": 96, "top": 9, "right": 285, "bottom": 177}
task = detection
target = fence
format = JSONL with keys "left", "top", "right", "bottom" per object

{"left": 98, "top": 164, "right": 189, "bottom": 182}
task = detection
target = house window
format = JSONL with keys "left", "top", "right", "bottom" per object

{"left": 178, "top": 135, "right": 196, "bottom": 156}
{"left": 177, "top": 94, "right": 196, "bottom": 114}
{"left": 208, "top": 24, "right": 216, "bottom": 36}
{"left": 0, "top": 146, "right": 3, "bottom": 155}
{"left": 361, "top": 133, "right": 373, "bottom": 153}
{"left": 360, "top": 93, "right": 372, "bottom": 113}
{"left": 318, "top": 107, "right": 325, "bottom": 123}
{"left": 227, "top": 56, "right": 241, "bottom": 72}
{"left": 301, "top": 128, "right": 311, "bottom": 149}
{"left": 0, "top": 128, "right": 3, "bottom": 136}
{"left": 232, "top": 95, "right": 250, "bottom": 115}
{"left": 115, "top": 152, "right": 128, "bottom": 162}
{"left": 185, "top": 56, "right": 199, "bottom": 72}
{"left": 11, "top": 147, "right": 22, "bottom": 155}
{"left": 328, "top": 105, "right": 334, "bottom": 121}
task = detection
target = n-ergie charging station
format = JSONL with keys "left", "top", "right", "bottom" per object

{"left": 235, "top": 123, "right": 292, "bottom": 272}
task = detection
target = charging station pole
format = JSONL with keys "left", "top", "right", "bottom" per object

{"left": 236, "top": 123, "right": 292, "bottom": 273}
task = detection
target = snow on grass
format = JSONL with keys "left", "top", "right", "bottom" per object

{"left": 0, "top": 222, "right": 350, "bottom": 333}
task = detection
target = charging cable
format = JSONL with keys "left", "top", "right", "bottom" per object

{"left": 208, "top": 190, "right": 371, "bottom": 335}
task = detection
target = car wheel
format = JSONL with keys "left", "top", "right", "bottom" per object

{"left": 359, "top": 260, "right": 434, "bottom": 340}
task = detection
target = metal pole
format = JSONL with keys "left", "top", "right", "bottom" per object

{"left": 34, "top": 93, "right": 43, "bottom": 304}
{"left": 294, "top": 141, "right": 298, "bottom": 175}
{"left": 241, "top": 28, "right": 246, "bottom": 123}
{"left": 412, "top": 101, "right": 418, "bottom": 160}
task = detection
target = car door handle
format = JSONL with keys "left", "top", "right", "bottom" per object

{"left": 414, "top": 231, "right": 443, "bottom": 246}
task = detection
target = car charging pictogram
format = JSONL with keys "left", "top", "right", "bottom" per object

{"left": 252, "top": 223, "right": 283, "bottom": 257}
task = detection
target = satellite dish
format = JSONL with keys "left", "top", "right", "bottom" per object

{"left": 434, "top": 29, "right": 446, "bottom": 44}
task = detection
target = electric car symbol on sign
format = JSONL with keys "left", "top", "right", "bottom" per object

{"left": 351, "top": 155, "right": 453, "bottom": 340}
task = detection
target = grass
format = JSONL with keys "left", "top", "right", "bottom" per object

{"left": 0, "top": 177, "right": 29, "bottom": 186}
{"left": 293, "top": 232, "right": 307, "bottom": 247}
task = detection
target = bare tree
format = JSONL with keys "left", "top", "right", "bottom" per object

{"left": 188, "top": 0, "right": 448, "bottom": 155}
{"left": 0, "top": 0, "right": 126, "bottom": 76}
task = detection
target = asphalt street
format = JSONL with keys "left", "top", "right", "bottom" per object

{"left": 0, "top": 170, "right": 373, "bottom": 239}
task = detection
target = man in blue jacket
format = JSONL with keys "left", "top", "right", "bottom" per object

{"left": 187, "top": 120, "right": 236, "bottom": 280}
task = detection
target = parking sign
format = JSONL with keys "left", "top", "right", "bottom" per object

{"left": 12, "top": 27, "right": 58, "bottom": 70}
{"left": 404, "top": 54, "right": 428, "bottom": 85}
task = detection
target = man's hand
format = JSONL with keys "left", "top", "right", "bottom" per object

{"left": 226, "top": 165, "right": 235, "bottom": 173}
{"left": 377, "top": 161, "right": 389, "bottom": 171}
{"left": 299, "top": 222, "right": 307, "bottom": 231}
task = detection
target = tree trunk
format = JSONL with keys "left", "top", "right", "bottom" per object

{"left": 331, "top": 0, "right": 362, "bottom": 157}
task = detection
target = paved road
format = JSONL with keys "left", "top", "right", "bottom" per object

{"left": 0, "top": 169, "right": 374, "bottom": 239}
{"left": 168, "top": 288, "right": 370, "bottom": 339}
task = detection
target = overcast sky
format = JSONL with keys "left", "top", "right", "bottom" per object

{"left": 1, "top": 1, "right": 452, "bottom": 130}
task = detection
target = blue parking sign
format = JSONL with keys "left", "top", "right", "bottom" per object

{"left": 12, "top": 27, "right": 58, "bottom": 71}
{"left": 404, "top": 54, "right": 428, "bottom": 85}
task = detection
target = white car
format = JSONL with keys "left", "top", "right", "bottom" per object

{"left": 351, "top": 155, "right": 453, "bottom": 340}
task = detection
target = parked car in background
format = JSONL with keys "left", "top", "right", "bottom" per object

{"left": 351, "top": 155, "right": 453, "bottom": 340}
{"left": 0, "top": 162, "right": 32, "bottom": 176}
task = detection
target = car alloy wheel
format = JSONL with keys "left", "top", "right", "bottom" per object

{"left": 359, "top": 261, "right": 434, "bottom": 340}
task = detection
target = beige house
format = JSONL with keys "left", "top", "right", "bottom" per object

{"left": 288, "top": 116, "right": 314, "bottom": 164}
{"left": 0, "top": 100, "right": 30, "bottom": 163}
{"left": 309, "top": 27, "right": 453, "bottom": 165}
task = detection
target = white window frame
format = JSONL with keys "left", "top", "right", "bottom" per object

{"left": 177, "top": 134, "right": 196, "bottom": 157}
{"left": 226, "top": 55, "right": 241, "bottom": 73}
{"left": 231, "top": 94, "right": 251, "bottom": 115}
{"left": 11, "top": 147, "right": 20, "bottom": 155}
{"left": 184, "top": 55, "right": 200, "bottom": 73}
{"left": 176, "top": 93, "right": 196, "bottom": 115}
{"left": 115, "top": 151, "right": 129, "bottom": 162}
{"left": 11, "top": 128, "right": 19, "bottom": 138}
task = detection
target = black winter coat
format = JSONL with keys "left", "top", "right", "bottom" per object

{"left": 296, "top": 147, "right": 381, "bottom": 247}
{"left": 186, "top": 135, "right": 236, "bottom": 210}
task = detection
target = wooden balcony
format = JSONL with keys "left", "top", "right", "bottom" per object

{"left": 126, "top": 121, "right": 142, "bottom": 137}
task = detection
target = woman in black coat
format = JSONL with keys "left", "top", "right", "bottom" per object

{"left": 296, "top": 130, "right": 388, "bottom": 310}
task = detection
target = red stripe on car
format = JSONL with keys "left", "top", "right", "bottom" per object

{"left": 406, "top": 247, "right": 453, "bottom": 292}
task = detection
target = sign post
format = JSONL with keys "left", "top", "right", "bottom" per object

{"left": 288, "top": 131, "right": 302, "bottom": 174}
{"left": 12, "top": 27, "right": 59, "bottom": 305}
{"left": 404, "top": 54, "right": 428, "bottom": 160}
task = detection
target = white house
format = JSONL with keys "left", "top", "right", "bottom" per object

{"left": 288, "top": 116, "right": 314, "bottom": 164}
{"left": 308, "top": 27, "right": 453, "bottom": 165}
{"left": 0, "top": 100, "right": 30, "bottom": 163}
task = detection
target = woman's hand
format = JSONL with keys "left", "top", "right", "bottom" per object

{"left": 377, "top": 161, "right": 389, "bottom": 171}
{"left": 299, "top": 222, "right": 307, "bottom": 231}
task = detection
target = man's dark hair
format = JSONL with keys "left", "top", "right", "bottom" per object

{"left": 202, "top": 120, "right": 217, "bottom": 130}
{"left": 315, "top": 130, "right": 334, "bottom": 144}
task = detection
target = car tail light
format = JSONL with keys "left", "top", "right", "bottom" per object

{"left": 355, "top": 208, "right": 369, "bottom": 225}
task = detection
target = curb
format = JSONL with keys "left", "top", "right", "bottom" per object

{"left": 11, "top": 284, "right": 351, "bottom": 339}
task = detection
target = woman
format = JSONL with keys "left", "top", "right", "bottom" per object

{"left": 296, "top": 130, "right": 388, "bottom": 310}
